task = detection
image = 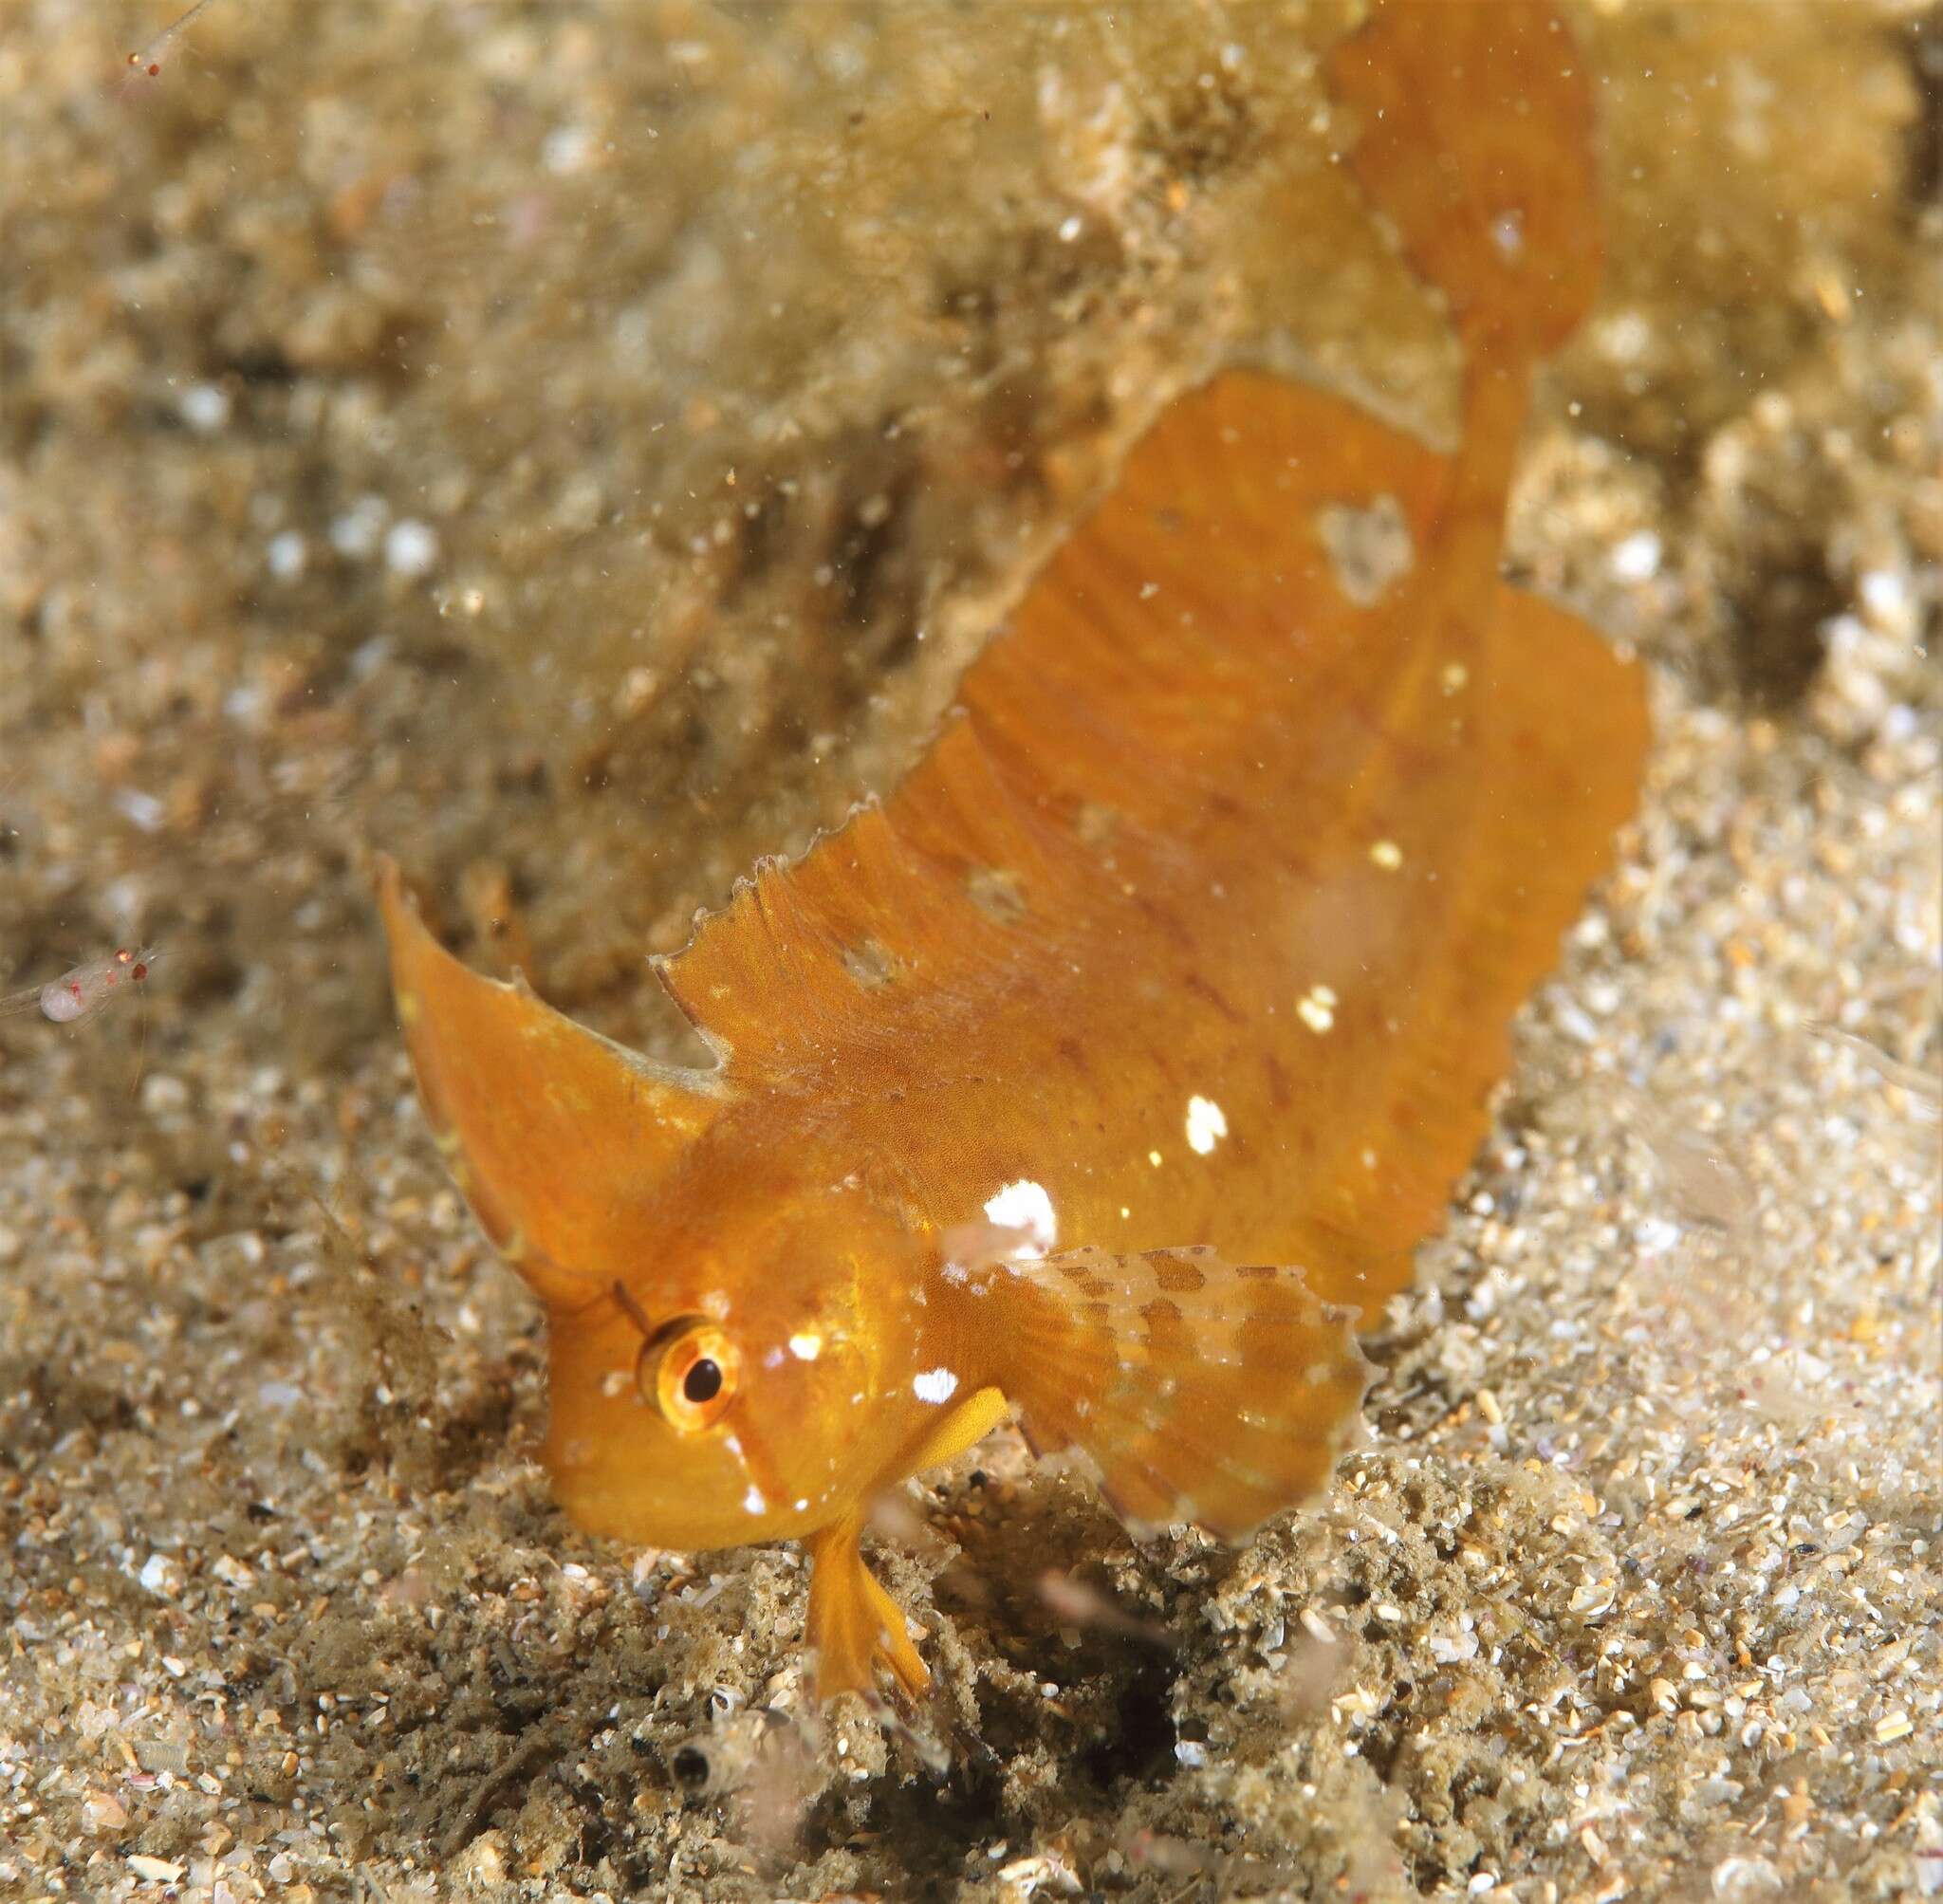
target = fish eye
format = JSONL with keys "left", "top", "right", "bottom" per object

{"left": 638, "top": 1318, "right": 741, "bottom": 1435}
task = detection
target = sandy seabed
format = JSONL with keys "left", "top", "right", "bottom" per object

{"left": 1, "top": 3, "right": 1938, "bottom": 1899}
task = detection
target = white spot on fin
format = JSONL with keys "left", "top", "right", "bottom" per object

{"left": 1315, "top": 494, "right": 1414, "bottom": 607}
{"left": 1298, "top": 984, "right": 1338, "bottom": 1035}
{"left": 1185, "top": 1094, "right": 1228, "bottom": 1155}
{"left": 913, "top": 1368, "right": 959, "bottom": 1405}
{"left": 983, "top": 1179, "right": 1057, "bottom": 1257}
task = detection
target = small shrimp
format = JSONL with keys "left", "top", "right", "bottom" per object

{"left": 0, "top": 946, "right": 161, "bottom": 1027}
{"left": 123, "top": 0, "right": 216, "bottom": 82}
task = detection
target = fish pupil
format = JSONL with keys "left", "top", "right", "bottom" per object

{"left": 683, "top": 1359, "right": 723, "bottom": 1404}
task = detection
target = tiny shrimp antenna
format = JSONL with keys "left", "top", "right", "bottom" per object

{"left": 129, "top": 951, "right": 157, "bottom": 1100}
{"left": 102, "top": 946, "right": 162, "bottom": 1098}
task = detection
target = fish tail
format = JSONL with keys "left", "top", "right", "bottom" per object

{"left": 1327, "top": 1, "right": 1601, "bottom": 357}
{"left": 1359, "top": 581, "right": 1648, "bottom": 1231}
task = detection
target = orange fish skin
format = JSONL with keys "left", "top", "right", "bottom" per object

{"left": 538, "top": 1149, "right": 950, "bottom": 1555}
{"left": 379, "top": 0, "right": 1647, "bottom": 1702}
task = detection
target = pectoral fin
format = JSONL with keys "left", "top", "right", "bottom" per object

{"left": 377, "top": 855, "right": 728, "bottom": 1310}
{"left": 990, "top": 1246, "right": 1373, "bottom": 1540}
{"left": 805, "top": 1512, "right": 930, "bottom": 1703}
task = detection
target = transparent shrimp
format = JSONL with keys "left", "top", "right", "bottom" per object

{"left": 123, "top": 0, "right": 216, "bottom": 82}
{"left": 0, "top": 946, "right": 161, "bottom": 1027}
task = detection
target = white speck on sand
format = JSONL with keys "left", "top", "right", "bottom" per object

{"left": 1611, "top": 528, "right": 1662, "bottom": 580}
{"left": 330, "top": 494, "right": 388, "bottom": 559}
{"left": 178, "top": 383, "right": 231, "bottom": 433}
{"left": 384, "top": 518, "right": 440, "bottom": 578}
{"left": 267, "top": 529, "right": 307, "bottom": 579}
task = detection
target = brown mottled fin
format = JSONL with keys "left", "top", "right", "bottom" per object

{"left": 377, "top": 856, "right": 727, "bottom": 1310}
{"left": 987, "top": 1246, "right": 1372, "bottom": 1542}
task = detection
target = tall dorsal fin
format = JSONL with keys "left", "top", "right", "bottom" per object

{"left": 651, "top": 712, "right": 1094, "bottom": 1078}
{"left": 378, "top": 856, "right": 727, "bottom": 1309}
{"left": 647, "top": 0, "right": 1631, "bottom": 1131}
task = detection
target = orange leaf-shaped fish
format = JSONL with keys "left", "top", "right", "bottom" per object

{"left": 379, "top": 1, "right": 1647, "bottom": 1702}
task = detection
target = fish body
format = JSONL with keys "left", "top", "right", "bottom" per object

{"left": 379, "top": 1, "right": 1647, "bottom": 1700}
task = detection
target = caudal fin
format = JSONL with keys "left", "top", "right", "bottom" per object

{"left": 1327, "top": 2, "right": 1601, "bottom": 354}
{"left": 1347, "top": 582, "right": 1649, "bottom": 1251}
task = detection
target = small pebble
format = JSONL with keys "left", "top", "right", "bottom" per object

{"left": 177, "top": 383, "right": 231, "bottom": 433}
{"left": 267, "top": 529, "right": 308, "bottom": 579}
{"left": 1610, "top": 528, "right": 1661, "bottom": 581}
{"left": 384, "top": 518, "right": 441, "bottom": 578}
